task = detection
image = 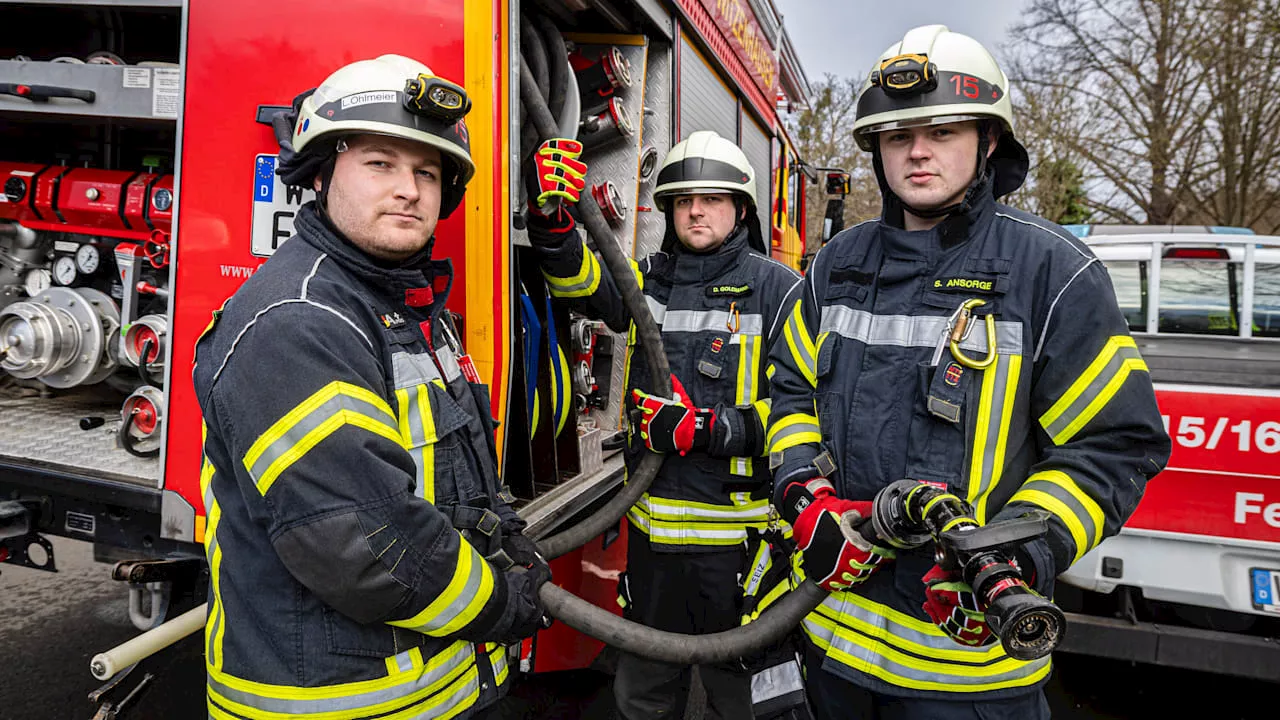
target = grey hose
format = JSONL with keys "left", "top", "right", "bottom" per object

{"left": 534, "top": 14, "right": 567, "bottom": 124}
{"left": 519, "top": 17, "right": 549, "bottom": 164}
{"left": 519, "top": 51, "right": 826, "bottom": 663}
{"left": 543, "top": 578, "right": 827, "bottom": 665}
{"left": 518, "top": 54, "right": 670, "bottom": 559}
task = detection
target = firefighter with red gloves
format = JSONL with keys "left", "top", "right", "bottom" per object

{"left": 193, "top": 56, "right": 550, "bottom": 720}
{"left": 526, "top": 131, "right": 801, "bottom": 719}
{"left": 766, "top": 26, "right": 1170, "bottom": 719}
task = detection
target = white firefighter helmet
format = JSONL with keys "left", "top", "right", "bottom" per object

{"left": 852, "top": 25, "right": 1029, "bottom": 199}
{"left": 653, "top": 131, "right": 756, "bottom": 212}
{"left": 852, "top": 25, "right": 1015, "bottom": 150}
{"left": 278, "top": 54, "right": 475, "bottom": 217}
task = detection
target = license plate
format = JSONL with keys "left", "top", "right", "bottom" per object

{"left": 1250, "top": 568, "right": 1280, "bottom": 614}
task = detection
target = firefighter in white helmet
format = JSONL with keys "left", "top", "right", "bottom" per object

{"left": 766, "top": 25, "right": 1169, "bottom": 719}
{"left": 525, "top": 130, "right": 803, "bottom": 718}
{"left": 193, "top": 55, "right": 550, "bottom": 719}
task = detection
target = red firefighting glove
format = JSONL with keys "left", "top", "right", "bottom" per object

{"left": 782, "top": 479, "right": 895, "bottom": 592}
{"left": 922, "top": 564, "right": 996, "bottom": 647}
{"left": 532, "top": 138, "right": 587, "bottom": 209}
{"left": 631, "top": 374, "right": 714, "bottom": 456}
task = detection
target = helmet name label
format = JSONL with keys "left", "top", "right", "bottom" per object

{"left": 340, "top": 90, "right": 398, "bottom": 110}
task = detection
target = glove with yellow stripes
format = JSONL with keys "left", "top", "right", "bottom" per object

{"left": 632, "top": 374, "right": 714, "bottom": 456}
{"left": 782, "top": 478, "right": 894, "bottom": 592}
{"left": 531, "top": 138, "right": 588, "bottom": 210}
{"left": 922, "top": 564, "right": 996, "bottom": 647}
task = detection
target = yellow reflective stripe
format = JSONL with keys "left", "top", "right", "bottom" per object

{"left": 640, "top": 495, "right": 772, "bottom": 520}
{"left": 489, "top": 643, "right": 509, "bottom": 686}
{"left": 802, "top": 593, "right": 1052, "bottom": 691}
{"left": 204, "top": 483, "right": 227, "bottom": 672}
{"left": 803, "top": 612, "right": 1051, "bottom": 693}
{"left": 783, "top": 300, "right": 817, "bottom": 386}
{"left": 767, "top": 412, "right": 821, "bottom": 453}
{"left": 731, "top": 333, "right": 763, "bottom": 476}
{"left": 244, "top": 382, "right": 401, "bottom": 495}
{"left": 385, "top": 647, "right": 424, "bottom": 676}
{"left": 542, "top": 245, "right": 601, "bottom": 297}
{"left": 627, "top": 495, "right": 771, "bottom": 547}
{"left": 966, "top": 354, "right": 1022, "bottom": 523}
{"left": 208, "top": 640, "right": 478, "bottom": 719}
{"left": 1011, "top": 470, "right": 1105, "bottom": 563}
{"left": 418, "top": 388, "right": 437, "bottom": 503}
{"left": 389, "top": 541, "right": 494, "bottom": 637}
{"left": 1039, "top": 336, "right": 1148, "bottom": 445}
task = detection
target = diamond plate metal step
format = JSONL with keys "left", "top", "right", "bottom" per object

{"left": 0, "top": 388, "right": 159, "bottom": 486}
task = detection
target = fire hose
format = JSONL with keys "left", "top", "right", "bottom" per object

{"left": 515, "top": 50, "right": 832, "bottom": 662}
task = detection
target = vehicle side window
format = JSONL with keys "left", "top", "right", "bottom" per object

{"left": 1254, "top": 263, "right": 1280, "bottom": 338}
{"left": 1102, "top": 260, "right": 1146, "bottom": 333}
{"left": 1158, "top": 260, "right": 1241, "bottom": 335}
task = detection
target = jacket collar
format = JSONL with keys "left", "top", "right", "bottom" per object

{"left": 876, "top": 176, "right": 997, "bottom": 262}
{"left": 293, "top": 202, "right": 453, "bottom": 318}
{"left": 670, "top": 226, "right": 750, "bottom": 284}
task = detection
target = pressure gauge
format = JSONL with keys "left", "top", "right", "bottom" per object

{"left": 23, "top": 268, "right": 51, "bottom": 297}
{"left": 52, "top": 255, "right": 78, "bottom": 286}
{"left": 76, "top": 244, "right": 100, "bottom": 274}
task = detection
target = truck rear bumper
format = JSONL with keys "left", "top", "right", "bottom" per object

{"left": 1058, "top": 611, "right": 1280, "bottom": 682}
{"left": 1059, "top": 528, "right": 1280, "bottom": 616}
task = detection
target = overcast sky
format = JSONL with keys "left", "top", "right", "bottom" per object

{"left": 773, "top": 0, "right": 1031, "bottom": 89}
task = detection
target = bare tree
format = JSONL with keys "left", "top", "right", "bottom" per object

{"left": 1008, "top": 0, "right": 1219, "bottom": 224}
{"left": 785, "top": 74, "right": 880, "bottom": 252}
{"left": 1189, "top": 0, "right": 1280, "bottom": 232}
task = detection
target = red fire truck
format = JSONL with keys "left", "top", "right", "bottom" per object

{"left": 0, "top": 0, "right": 815, "bottom": 686}
{"left": 1055, "top": 225, "right": 1280, "bottom": 682}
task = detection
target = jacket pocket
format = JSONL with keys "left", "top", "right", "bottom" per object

{"left": 323, "top": 606, "right": 398, "bottom": 658}
{"left": 420, "top": 383, "right": 484, "bottom": 509}
{"left": 902, "top": 360, "right": 971, "bottom": 488}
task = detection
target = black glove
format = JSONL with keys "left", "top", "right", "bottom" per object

{"left": 525, "top": 202, "right": 577, "bottom": 249}
{"left": 497, "top": 561, "right": 553, "bottom": 644}
{"left": 502, "top": 526, "right": 546, "bottom": 569}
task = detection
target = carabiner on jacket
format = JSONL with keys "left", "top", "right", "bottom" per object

{"left": 948, "top": 298, "right": 997, "bottom": 370}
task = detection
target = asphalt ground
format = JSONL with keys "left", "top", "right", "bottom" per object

{"left": 0, "top": 536, "right": 1273, "bottom": 720}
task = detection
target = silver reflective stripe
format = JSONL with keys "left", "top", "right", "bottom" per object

{"left": 208, "top": 642, "right": 476, "bottom": 716}
{"left": 662, "top": 309, "right": 764, "bottom": 335}
{"left": 805, "top": 593, "right": 1050, "bottom": 686}
{"left": 768, "top": 418, "right": 820, "bottom": 449}
{"left": 392, "top": 351, "right": 442, "bottom": 389}
{"left": 627, "top": 509, "right": 752, "bottom": 542}
{"left": 434, "top": 347, "right": 462, "bottom": 383}
{"left": 396, "top": 554, "right": 489, "bottom": 634}
{"left": 967, "top": 354, "right": 1016, "bottom": 511}
{"left": 1018, "top": 477, "right": 1099, "bottom": 548}
{"left": 785, "top": 304, "right": 815, "bottom": 374}
{"left": 401, "top": 386, "right": 428, "bottom": 498}
{"left": 819, "top": 305, "right": 1022, "bottom": 355}
{"left": 392, "top": 649, "right": 415, "bottom": 674}
{"left": 205, "top": 535, "right": 221, "bottom": 668}
{"left": 1042, "top": 344, "right": 1143, "bottom": 442}
{"left": 646, "top": 297, "right": 667, "bottom": 326}
{"left": 751, "top": 657, "right": 805, "bottom": 704}
{"left": 643, "top": 495, "right": 771, "bottom": 521}
{"left": 543, "top": 252, "right": 599, "bottom": 296}
{"left": 247, "top": 394, "right": 397, "bottom": 483}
